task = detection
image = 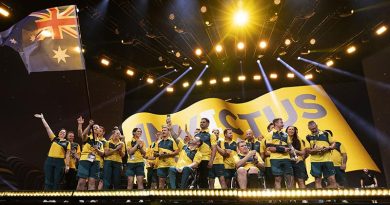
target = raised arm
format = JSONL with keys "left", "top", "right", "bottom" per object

{"left": 82, "top": 119, "right": 94, "bottom": 139}
{"left": 169, "top": 125, "right": 181, "bottom": 145}
{"left": 184, "top": 124, "right": 193, "bottom": 139}
{"left": 34, "top": 113, "right": 55, "bottom": 140}
{"left": 77, "top": 116, "right": 84, "bottom": 139}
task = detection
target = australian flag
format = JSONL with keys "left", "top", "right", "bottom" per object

{"left": 0, "top": 5, "right": 85, "bottom": 73}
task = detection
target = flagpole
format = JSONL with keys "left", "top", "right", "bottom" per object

{"left": 74, "top": 5, "right": 96, "bottom": 143}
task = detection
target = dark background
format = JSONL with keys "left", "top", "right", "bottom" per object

{"left": 1, "top": 45, "right": 389, "bottom": 189}
{"left": 1, "top": 0, "right": 390, "bottom": 189}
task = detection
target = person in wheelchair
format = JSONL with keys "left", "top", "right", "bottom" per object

{"left": 168, "top": 136, "right": 203, "bottom": 189}
{"left": 235, "top": 141, "right": 265, "bottom": 189}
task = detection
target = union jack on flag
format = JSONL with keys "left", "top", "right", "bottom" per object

{"left": 30, "top": 6, "right": 78, "bottom": 40}
{"left": 0, "top": 5, "right": 85, "bottom": 73}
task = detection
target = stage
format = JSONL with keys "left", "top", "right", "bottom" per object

{"left": 1, "top": 189, "right": 389, "bottom": 204}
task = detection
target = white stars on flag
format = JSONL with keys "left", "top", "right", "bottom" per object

{"left": 10, "top": 38, "right": 17, "bottom": 44}
{"left": 52, "top": 46, "right": 70, "bottom": 63}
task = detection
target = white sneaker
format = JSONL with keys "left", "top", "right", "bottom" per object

{"left": 90, "top": 200, "right": 97, "bottom": 203}
{"left": 126, "top": 200, "right": 131, "bottom": 203}
{"left": 139, "top": 199, "right": 144, "bottom": 203}
{"left": 341, "top": 199, "right": 349, "bottom": 203}
{"left": 43, "top": 200, "right": 56, "bottom": 203}
{"left": 302, "top": 200, "right": 308, "bottom": 203}
{"left": 79, "top": 200, "right": 84, "bottom": 203}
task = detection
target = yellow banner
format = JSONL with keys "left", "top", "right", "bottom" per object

{"left": 122, "top": 85, "right": 379, "bottom": 182}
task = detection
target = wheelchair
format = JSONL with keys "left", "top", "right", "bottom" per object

{"left": 230, "top": 169, "right": 266, "bottom": 189}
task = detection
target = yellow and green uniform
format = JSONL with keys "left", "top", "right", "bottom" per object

{"left": 153, "top": 137, "right": 178, "bottom": 168}
{"left": 332, "top": 142, "right": 346, "bottom": 166}
{"left": 44, "top": 134, "right": 71, "bottom": 190}
{"left": 125, "top": 138, "right": 146, "bottom": 177}
{"left": 332, "top": 141, "right": 348, "bottom": 186}
{"left": 246, "top": 138, "right": 261, "bottom": 154}
{"left": 78, "top": 135, "right": 104, "bottom": 179}
{"left": 264, "top": 129, "right": 293, "bottom": 176}
{"left": 154, "top": 137, "right": 178, "bottom": 178}
{"left": 145, "top": 142, "right": 158, "bottom": 169}
{"left": 48, "top": 133, "right": 71, "bottom": 158}
{"left": 260, "top": 138, "right": 271, "bottom": 168}
{"left": 105, "top": 139, "right": 125, "bottom": 163}
{"left": 146, "top": 142, "right": 158, "bottom": 186}
{"left": 176, "top": 139, "right": 202, "bottom": 169}
{"left": 80, "top": 135, "right": 104, "bottom": 162}
{"left": 223, "top": 140, "right": 237, "bottom": 180}
{"left": 209, "top": 138, "right": 225, "bottom": 178}
{"left": 127, "top": 138, "right": 146, "bottom": 163}
{"left": 233, "top": 152, "right": 263, "bottom": 170}
{"left": 103, "top": 139, "right": 125, "bottom": 189}
{"left": 306, "top": 130, "right": 334, "bottom": 162}
{"left": 264, "top": 129, "right": 291, "bottom": 160}
{"left": 195, "top": 129, "right": 217, "bottom": 161}
{"left": 98, "top": 137, "right": 108, "bottom": 180}
{"left": 213, "top": 138, "right": 225, "bottom": 165}
{"left": 223, "top": 140, "right": 238, "bottom": 170}
{"left": 68, "top": 142, "right": 81, "bottom": 169}
{"left": 306, "top": 130, "right": 336, "bottom": 178}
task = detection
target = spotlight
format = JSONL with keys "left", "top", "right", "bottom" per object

{"left": 376, "top": 25, "right": 387, "bottom": 35}
{"left": 238, "top": 75, "right": 246, "bottom": 81}
{"left": 196, "top": 80, "right": 203, "bottom": 86}
{"left": 276, "top": 57, "right": 281, "bottom": 61}
{"left": 326, "top": 60, "right": 334, "bottom": 67}
{"left": 237, "top": 42, "right": 245, "bottom": 50}
{"left": 205, "top": 21, "right": 210, "bottom": 26}
{"left": 270, "top": 73, "right": 278, "bottom": 79}
{"left": 175, "top": 52, "right": 181, "bottom": 58}
{"left": 222, "top": 77, "right": 230, "bottom": 82}
{"left": 274, "top": 0, "right": 281, "bottom": 5}
{"left": 297, "top": 56, "right": 301, "bottom": 60}
{"left": 166, "top": 87, "right": 174, "bottom": 92}
{"left": 287, "top": 73, "right": 295, "bottom": 78}
{"left": 234, "top": 10, "right": 249, "bottom": 26}
{"left": 195, "top": 48, "right": 202, "bottom": 56}
{"left": 74, "top": 47, "right": 82, "bottom": 53}
{"left": 259, "top": 41, "right": 267, "bottom": 49}
{"left": 215, "top": 44, "right": 223, "bottom": 53}
{"left": 183, "top": 82, "right": 189, "bottom": 88}
{"left": 41, "top": 30, "right": 52, "bottom": 37}
{"left": 126, "top": 69, "right": 134, "bottom": 76}
{"left": 0, "top": 6, "right": 10, "bottom": 17}
{"left": 200, "top": 6, "right": 207, "bottom": 13}
{"left": 100, "top": 58, "right": 110, "bottom": 66}
{"left": 284, "top": 39, "right": 291, "bottom": 46}
{"left": 253, "top": 75, "right": 261, "bottom": 80}
{"left": 188, "top": 67, "right": 192, "bottom": 70}
{"left": 206, "top": 65, "right": 209, "bottom": 68}
{"left": 309, "top": 38, "right": 316, "bottom": 45}
{"left": 210, "top": 79, "right": 217, "bottom": 85}
{"left": 346, "top": 45, "right": 356, "bottom": 54}
{"left": 305, "top": 74, "right": 313, "bottom": 79}
{"left": 256, "top": 60, "right": 260, "bottom": 63}
{"left": 146, "top": 77, "right": 154, "bottom": 84}
{"left": 174, "top": 69, "right": 178, "bottom": 72}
